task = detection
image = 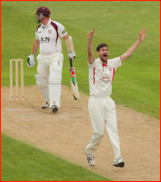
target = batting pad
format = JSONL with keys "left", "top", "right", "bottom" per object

{"left": 49, "top": 69, "right": 62, "bottom": 108}
{"left": 35, "top": 74, "right": 49, "bottom": 102}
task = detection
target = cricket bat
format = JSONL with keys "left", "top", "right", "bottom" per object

{"left": 69, "top": 58, "right": 80, "bottom": 100}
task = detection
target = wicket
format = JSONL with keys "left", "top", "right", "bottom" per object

{"left": 10, "top": 59, "right": 24, "bottom": 101}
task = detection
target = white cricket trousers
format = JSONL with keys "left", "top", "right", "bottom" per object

{"left": 86, "top": 96, "right": 121, "bottom": 159}
{"left": 37, "top": 52, "right": 63, "bottom": 79}
{"left": 37, "top": 52, "right": 64, "bottom": 108}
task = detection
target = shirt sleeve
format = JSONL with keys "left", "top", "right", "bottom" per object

{"left": 57, "top": 22, "right": 67, "bottom": 38}
{"left": 109, "top": 56, "right": 122, "bottom": 70}
{"left": 35, "top": 30, "right": 39, "bottom": 39}
{"left": 88, "top": 59, "right": 97, "bottom": 68}
{"left": 35, "top": 25, "right": 41, "bottom": 40}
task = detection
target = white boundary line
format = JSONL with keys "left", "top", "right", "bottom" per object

{"left": 79, "top": 93, "right": 89, "bottom": 98}
{"left": 2, "top": 93, "right": 89, "bottom": 111}
{"left": 2, "top": 109, "right": 36, "bottom": 111}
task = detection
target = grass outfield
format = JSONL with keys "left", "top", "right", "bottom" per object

{"left": 1, "top": 133, "right": 111, "bottom": 181}
{"left": 1, "top": 1, "right": 160, "bottom": 118}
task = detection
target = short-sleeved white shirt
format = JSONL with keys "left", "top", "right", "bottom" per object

{"left": 88, "top": 57, "right": 122, "bottom": 97}
{"left": 35, "top": 19, "right": 67, "bottom": 55}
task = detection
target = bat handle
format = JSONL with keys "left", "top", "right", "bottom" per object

{"left": 70, "top": 59, "right": 73, "bottom": 68}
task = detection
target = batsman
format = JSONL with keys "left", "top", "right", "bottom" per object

{"left": 27, "top": 7, "right": 75, "bottom": 112}
{"left": 84, "top": 28, "right": 148, "bottom": 167}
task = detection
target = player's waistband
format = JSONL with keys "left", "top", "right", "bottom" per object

{"left": 90, "top": 95, "right": 111, "bottom": 99}
{"left": 39, "top": 51, "right": 62, "bottom": 56}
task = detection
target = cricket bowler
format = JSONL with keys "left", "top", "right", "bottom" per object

{"left": 85, "top": 28, "right": 148, "bottom": 167}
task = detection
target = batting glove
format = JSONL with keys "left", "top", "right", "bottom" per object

{"left": 68, "top": 52, "right": 76, "bottom": 60}
{"left": 27, "top": 54, "right": 35, "bottom": 67}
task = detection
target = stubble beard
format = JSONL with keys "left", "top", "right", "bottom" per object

{"left": 100, "top": 56, "right": 108, "bottom": 63}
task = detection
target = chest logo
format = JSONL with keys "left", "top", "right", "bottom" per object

{"left": 109, "top": 67, "right": 112, "bottom": 71}
{"left": 48, "top": 29, "right": 52, "bottom": 34}
{"left": 41, "top": 37, "right": 50, "bottom": 43}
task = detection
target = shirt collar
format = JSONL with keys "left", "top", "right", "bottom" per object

{"left": 98, "top": 57, "right": 109, "bottom": 66}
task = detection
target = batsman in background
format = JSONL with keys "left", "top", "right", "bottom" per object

{"left": 27, "top": 7, "right": 75, "bottom": 112}
{"left": 85, "top": 28, "right": 148, "bottom": 167}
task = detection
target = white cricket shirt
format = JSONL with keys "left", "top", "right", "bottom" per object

{"left": 88, "top": 57, "right": 122, "bottom": 97}
{"left": 35, "top": 19, "right": 67, "bottom": 55}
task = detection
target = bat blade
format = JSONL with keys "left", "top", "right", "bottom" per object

{"left": 70, "top": 67, "right": 80, "bottom": 100}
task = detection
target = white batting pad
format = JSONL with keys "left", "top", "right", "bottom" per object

{"left": 49, "top": 69, "right": 62, "bottom": 108}
{"left": 35, "top": 74, "right": 49, "bottom": 102}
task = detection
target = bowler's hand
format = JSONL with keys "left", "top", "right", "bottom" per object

{"left": 88, "top": 28, "right": 95, "bottom": 40}
{"left": 68, "top": 51, "right": 76, "bottom": 60}
{"left": 139, "top": 28, "right": 148, "bottom": 42}
{"left": 27, "top": 54, "right": 35, "bottom": 67}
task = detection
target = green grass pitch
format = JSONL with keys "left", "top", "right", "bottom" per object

{"left": 1, "top": 134, "right": 111, "bottom": 181}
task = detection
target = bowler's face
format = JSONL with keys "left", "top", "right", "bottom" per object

{"left": 97, "top": 46, "right": 109, "bottom": 63}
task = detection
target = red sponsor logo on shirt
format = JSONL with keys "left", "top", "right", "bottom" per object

{"left": 102, "top": 76, "right": 110, "bottom": 79}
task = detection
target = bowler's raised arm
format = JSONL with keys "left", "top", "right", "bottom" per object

{"left": 87, "top": 28, "right": 95, "bottom": 64}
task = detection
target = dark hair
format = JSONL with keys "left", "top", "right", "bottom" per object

{"left": 96, "top": 43, "right": 108, "bottom": 52}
